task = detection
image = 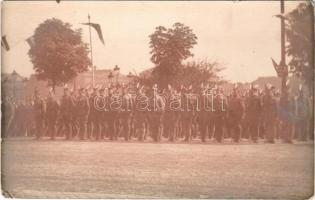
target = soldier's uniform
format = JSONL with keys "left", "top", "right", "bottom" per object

{"left": 46, "top": 91, "right": 59, "bottom": 140}
{"left": 25, "top": 98, "right": 34, "bottom": 137}
{"left": 85, "top": 88, "right": 93, "bottom": 139}
{"left": 76, "top": 88, "right": 90, "bottom": 140}
{"left": 134, "top": 85, "right": 149, "bottom": 141}
{"left": 227, "top": 86, "right": 245, "bottom": 143}
{"left": 94, "top": 87, "right": 106, "bottom": 140}
{"left": 33, "top": 90, "right": 45, "bottom": 139}
{"left": 2, "top": 97, "right": 15, "bottom": 138}
{"left": 246, "top": 85, "right": 262, "bottom": 143}
{"left": 180, "top": 86, "right": 196, "bottom": 142}
{"left": 213, "top": 88, "right": 228, "bottom": 143}
{"left": 70, "top": 91, "right": 79, "bottom": 138}
{"left": 277, "top": 82, "right": 294, "bottom": 143}
{"left": 60, "top": 87, "right": 74, "bottom": 139}
{"left": 163, "top": 86, "right": 181, "bottom": 142}
{"left": 197, "top": 85, "right": 211, "bottom": 142}
{"left": 262, "top": 84, "right": 277, "bottom": 143}
{"left": 147, "top": 85, "right": 164, "bottom": 142}
{"left": 295, "top": 85, "right": 310, "bottom": 141}
{"left": 105, "top": 87, "right": 120, "bottom": 140}
{"left": 119, "top": 86, "right": 133, "bottom": 141}
{"left": 241, "top": 92, "right": 250, "bottom": 139}
{"left": 88, "top": 88, "right": 98, "bottom": 140}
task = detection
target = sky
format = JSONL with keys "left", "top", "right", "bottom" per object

{"left": 2, "top": 1, "right": 303, "bottom": 82}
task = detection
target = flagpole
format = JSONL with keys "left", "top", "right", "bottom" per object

{"left": 88, "top": 14, "right": 95, "bottom": 87}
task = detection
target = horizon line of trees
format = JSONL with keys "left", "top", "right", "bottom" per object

{"left": 27, "top": 1, "right": 313, "bottom": 94}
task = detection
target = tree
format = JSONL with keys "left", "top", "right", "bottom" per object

{"left": 176, "top": 60, "right": 225, "bottom": 88}
{"left": 286, "top": 2, "right": 314, "bottom": 90}
{"left": 134, "top": 59, "right": 225, "bottom": 91}
{"left": 149, "top": 23, "right": 197, "bottom": 88}
{"left": 28, "top": 18, "right": 90, "bottom": 92}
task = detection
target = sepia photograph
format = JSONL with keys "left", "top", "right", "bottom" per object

{"left": 1, "top": 0, "right": 314, "bottom": 199}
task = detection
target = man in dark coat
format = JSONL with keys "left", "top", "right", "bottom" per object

{"left": 77, "top": 87, "right": 90, "bottom": 140}
{"left": 246, "top": 84, "right": 262, "bottom": 143}
{"left": 33, "top": 89, "right": 45, "bottom": 139}
{"left": 45, "top": 89, "right": 59, "bottom": 140}
{"left": 60, "top": 86, "right": 74, "bottom": 140}
{"left": 227, "top": 84, "right": 245, "bottom": 143}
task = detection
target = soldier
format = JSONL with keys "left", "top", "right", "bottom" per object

{"left": 70, "top": 88, "right": 79, "bottom": 138}
{"left": 163, "top": 85, "right": 181, "bottom": 142}
{"left": 227, "top": 84, "right": 245, "bottom": 143}
{"left": 134, "top": 84, "right": 149, "bottom": 141}
{"left": 88, "top": 86, "right": 99, "bottom": 140}
{"left": 76, "top": 87, "right": 89, "bottom": 140}
{"left": 180, "top": 85, "right": 196, "bottom": 142}
{"left": 85, "top": 86, "right": 93, "bottom": 139}
{"left": 295, "top": 84, "right": 310, "bottom": 141}
{"left": 33, "top": 89, "right": 45, "bottom": 139}
{"left": 59, "top": 85, "right": 74, "bottom": 140}
{"left": 241, "top": 90, "right": 250, "bottom": 140}
{"left": 119, "top": 84, "right": 133, "bottom": 141}
{"left": 246, "top": 84, "right": 262, "bottom": 143}
{"left": 25, "top": 97, "right": 35, "bottom": 137}
{"left": 261, "top": 83, "right": 277, "bottom": 143}
{"left": 45, "top": 89, "right": 59, "bottom": 140}
{"left": 14, "top": 100, "right": 27, "bottom": 137}
{"left": 278, "top": 81, "right": 294, "bottom": 143}
{"left": 197, "top": 83, "right": 211, "bottom": 142}
{"left": 212, "top": 86, "right": 228, "bottom": 143}
{"left": 104, "top": 86, "right": 119, "bottom": 140}
{"left": 147, "top": 84, "right": 165, "bottom": 142}
{"left": 94, "top": 86, "right": 106, "bottom": 140}
{"left": 273, "top": 89, "right": 282, "bottom": 140}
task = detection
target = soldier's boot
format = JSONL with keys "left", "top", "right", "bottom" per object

{"left": 151, "top": 126, "right": 158, "bottom": 142}
{"left": 215, "top": 124, "right": 223, "bottom": 143}
{"left": 50, "top": 125, "right": 56, "bottom": 140}
{"left": 138, "top": 125, "right": 145, "bottom": 141}
{"left": 87, "top": 122, "right": 92, "bottom": 139}
{"left": 249, "top": 123, "right": 258, "bottom": 143}
{"left": 123, "top": 122, "right": 130, "bottom": 141}
{"left": 184, "top": 128, "right": 191, "bottom": 142}
{"left": 169, "top": 129, "right": 174, "bottom": 142}
{"left": 265, "top": 123, "right": 275, "bottom": 143}
{"left": 233, "top": 125, "right": 241, "bottom": 143}
{"left": 200, "top": 124, "right": 207, "bottom": 143}
{"left": 79, "top": 124, "right": 86, "bottom": 140}
{"left": 35, "top": 125, "right": 42, "bottom": 140}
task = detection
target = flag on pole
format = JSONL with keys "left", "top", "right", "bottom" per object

{"left": 81, "top": 23, "right": 105, "bottom": 45}
{"left": 26, "top": 36, "right": 35, "bottom": 48}
{"left": 1, "top": 36, "right": 10, "bottom": 51}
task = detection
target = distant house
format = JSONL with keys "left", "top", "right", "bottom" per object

{"left": 1, "top": 70, "right": 29, "bottom": 101}
{"left": 2, "top": 69, "right": 131, "bottom": 100}
{"left": 221, "top": 75, "right": 306, "bottom": 96}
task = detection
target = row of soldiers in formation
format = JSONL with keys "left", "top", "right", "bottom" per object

{"left": 2, "top": 81, "right": 313, "bottom": 143}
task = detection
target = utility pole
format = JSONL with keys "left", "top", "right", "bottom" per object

{"left": 280, "top": 0, "right": 288, "bottom": 98}
{"left": 88, "top": 14, "right": 95, "bottom": 87}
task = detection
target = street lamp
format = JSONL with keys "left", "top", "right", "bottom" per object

{"left": 113, "top": 65, "right": 120, "bottom": 87}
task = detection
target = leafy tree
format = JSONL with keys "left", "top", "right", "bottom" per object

{"left": 28, "top": 18, "right": 90, "bottom": 92}
{"left": 134, "top": 59, "right": 225, "bottom": 91}
{"left": 175, "top": 60, "right": 225, "bottom": 89}
{"left": 286, "top": 2, "right": 314, "bottom": 90}
{"left": 149, "top": 23, "right": 197, "bottom": 88}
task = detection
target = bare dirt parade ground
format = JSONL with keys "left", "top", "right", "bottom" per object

{"left": 1, "top": 138, "right": 314, "bottom": 199}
